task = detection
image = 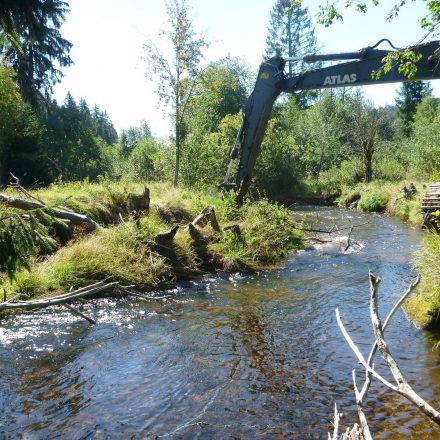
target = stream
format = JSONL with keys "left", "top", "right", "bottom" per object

{"left": 1, "top": 206, "right": 440, "bottom": 439}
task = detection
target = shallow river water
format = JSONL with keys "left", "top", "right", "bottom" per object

{"left": 1, "top": 207, "right": 440, "bottom": 439}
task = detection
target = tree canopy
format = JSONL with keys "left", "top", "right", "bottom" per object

{"left": 0, "top": 0, "right": 73, "bottom": 108}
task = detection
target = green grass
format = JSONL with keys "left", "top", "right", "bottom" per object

{"left": 335, "top": 180, "right": 427, "bottom": 227}
{"left": 405, "top": 232, "right": 440, "bottom": 329}
{"left": 0, "top": 180, "right": 304, "bottom": 303}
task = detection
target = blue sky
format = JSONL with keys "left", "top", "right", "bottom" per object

{"left": 53, "top": 0, "right": 439, "bottom": 137}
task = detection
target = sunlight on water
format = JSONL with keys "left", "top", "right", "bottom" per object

{"left": 1, "top": 207, "right": 440, "bottom": 439}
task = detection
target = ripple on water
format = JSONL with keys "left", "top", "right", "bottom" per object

{"left": 1, "top": 207, "right": 440, "bottom": 439}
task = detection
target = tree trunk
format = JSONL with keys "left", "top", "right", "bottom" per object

{"left": 174, "top": 119, "right": 180, "bottom": 187}
{"left": 287, "top": 10, "right": 292, "bottom": 77}
{"left": 363, "top": 140, "right": 374, "bottom": 183}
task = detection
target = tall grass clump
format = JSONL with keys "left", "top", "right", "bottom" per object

{"left": 358, "top": 192, "right": 390, "bottom": 212}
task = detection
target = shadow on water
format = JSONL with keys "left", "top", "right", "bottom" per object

{"left": 1, "top": 206, "right": 440, "bottom": 439}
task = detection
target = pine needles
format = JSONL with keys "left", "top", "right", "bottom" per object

{"left": 0, "top": 211, "right": 57, "bottom": 280}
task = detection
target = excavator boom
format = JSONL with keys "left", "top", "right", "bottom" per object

{"left": 221, "top": 40, "right": 440, "bottom": 204}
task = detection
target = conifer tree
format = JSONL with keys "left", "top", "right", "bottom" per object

{"left": 395, "top": 81, "right": 433, "bottom": 137}
{"left": 264, "top": 0, "right": 317, "bottom": 76}
{"left": 0, "top": 0, "right": 73, "bottom": 109}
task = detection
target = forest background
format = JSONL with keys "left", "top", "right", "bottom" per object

{"left": 1, "top": 0, "right": 440, "bottom": 197}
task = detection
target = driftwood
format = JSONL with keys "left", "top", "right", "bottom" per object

{"left": 334, "top": 272, "right": 440, "bottom": 439}
{"left": 0, "top": 193, "right": 101, "bottom": 231}
{"left": 192, "top": 206, "right": 221, "bottom": 232}
{"left": 296, "top": 222, "right": 369, "bottom": 235}
{"left": 329, "top": 404, "right": 364, "bottom": 440}
{"left": 0, "top": 281, "right": 167, "bottom": 324}
{"left": 343, "top": 226, "right": 355, "bottom": 252}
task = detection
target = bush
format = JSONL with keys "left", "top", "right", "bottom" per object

{"left": 320, "top": 159, "right": 364, "bottom": 193}
{"left": 358, "top": 192, "right": 389, "bottom": 212}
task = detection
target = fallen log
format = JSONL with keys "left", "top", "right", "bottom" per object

{"left": 0, "top": 193, "right": 101, "bottom": 231}
{"left": 0, "top": 281, "right": 174, "bottom": 324}
{"left": 0, "top": 281, "right": 119, "bottom": 310}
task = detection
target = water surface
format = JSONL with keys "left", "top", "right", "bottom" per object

{"left": 1, "top": 207, "right": 440, "bottom": 439}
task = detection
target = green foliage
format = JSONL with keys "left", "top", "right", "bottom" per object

{"left": 374, "top": 156, "right": 406, "bottom": 181}
{"left": 288, "top": 93, "right": 350, "bottom": 179}
{"left": 144, "top": 0, "right": 208, "bottom": 186}
{"left": 181, "top": 112, "right": 242, "bottom": 188}
{"left": 0, "top": 212, "right": 57, "bottom": 280}
{"left": 316, "top": 1, "right": 440, "bottom": 78}
{"left": 180, "top": 58, "right": 251, "bottom": 188}
{"left": 127, "top": 137, "right": 166, "bottom": 181}
{"left": 265, "top": 0, "right": 317, "bottom": 78}
{"left": 411, "top": 106, "right": 440, "bottom": 179}
{"left": 253, "top": 119, "right": 301, "bottom": 197}
{"left": 395, "top": 81, "right": 432, "bottom": 136}
{"left": 0, "top": 0, "right": 73, "bottom": 108}
{"left": 4, "top": 182, "right": 304, "bottom": 299}
{"left": 321, "top": 159, "right": 364, "bottom": 192}
{"left": 358, "top": 191, "right": 389, "bottom": 212}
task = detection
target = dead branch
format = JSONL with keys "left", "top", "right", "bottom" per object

{"left": 369, "top": 273, "right": 440, "bottom": 424}
{"left": 335, "top": 272, "right": 440, "bottom": 440}
{"left": 0, "top": 280, "right": 175, "bottom": 324}
{"left": 328, "top": 403, "right": 364, "bottom": 440}
{"left": 10, "top": 173, "right": 44, "bottom": 204}
{"left": 0, "top": 193, "right": 101, "bottom": 231}
{"left": 63, "top": 303, "right": 96, "bottom": 324}
{"left": 0, "top": 282, "right": 120, "bottom": 310}
{"left": 295, "top": 222, "right": 369, "bottom": 234}
{"left": 343, "top": 226, "right": 354, "bottom": 252}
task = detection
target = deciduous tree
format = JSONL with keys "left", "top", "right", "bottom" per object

{"left": 144, "top": 0, "right": 208, "bottom": 186}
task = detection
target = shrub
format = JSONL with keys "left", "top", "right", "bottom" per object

{"left": 374, "top": 156, "right": 406, "bottom": 181}
{"left": 320, "top": 159, "right": 364, "bottom": 193}
{"left": 358, "top": 192, "right": 389, "bottom": 212}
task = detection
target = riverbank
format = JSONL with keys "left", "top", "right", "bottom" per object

{"left": 0, "top": 181, "right": 303, "bottom": 314}
{"left": 298, "top": 178, "right": 440, "bottom": 330}
{"left": 336, "top": 181, "right": 440, "bottom": 329}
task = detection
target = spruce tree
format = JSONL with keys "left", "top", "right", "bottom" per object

{"left": 395, "top": 81, "right": 432, "bottom": 137}
{"left": 0, "top": 0, "right": 73, "bottom": 109}
{"left": 264, "top": 0, "right": 317, "bottom": 77}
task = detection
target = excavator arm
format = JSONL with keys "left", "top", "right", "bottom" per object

{"left": 220, "top": 40, "right": 440, "bottom": 204}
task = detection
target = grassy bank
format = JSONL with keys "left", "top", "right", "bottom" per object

{"left": 0, "top": 181, "right": 303, "bottom": 306}
{"left": 405, "top": 231, "right": 440, "bottom": 329}
{"left": 334, "top": 180, "right": 427, "bottom": 227}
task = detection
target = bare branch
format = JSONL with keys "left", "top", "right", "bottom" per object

{"left": 335, "top": 307, "right": 398, "bottom": 391}
{"left": 369, "top": 272, "right": 440, "bottom": 424}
